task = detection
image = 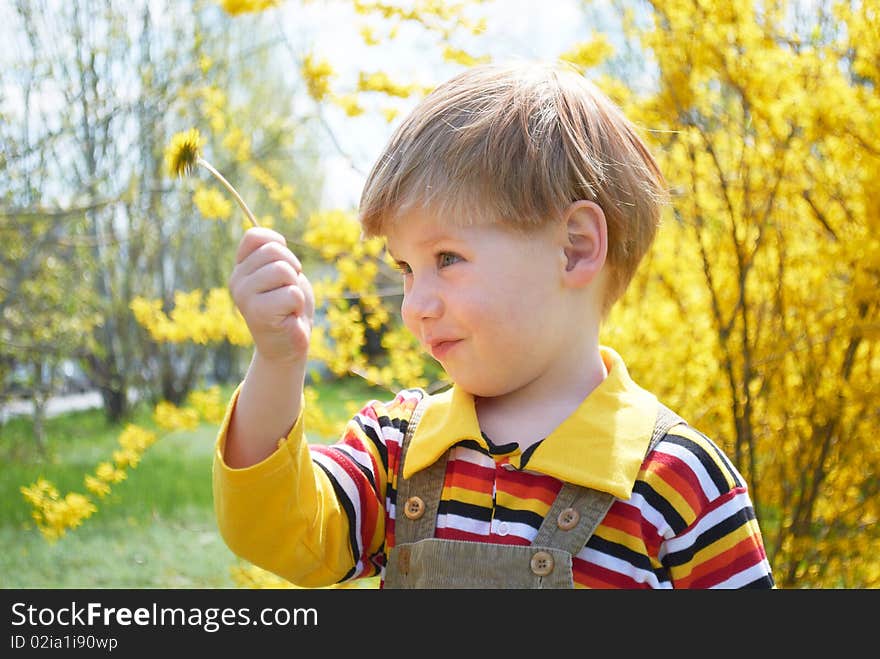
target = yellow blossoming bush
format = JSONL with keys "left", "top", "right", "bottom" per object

{"left": 19, "top": 393, "right": 224, "bottom": 542}
{"left": 20, "top": 480, "right": 98, "bottom": 542}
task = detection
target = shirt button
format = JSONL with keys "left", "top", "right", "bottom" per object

{"left": 403, "top": 496, "right": 425, "bottom": 520}
{"left": 530, "top": 550, "right": 555, "bottom": 576}
{"left": 557, "top": 507, "right": 580, "bottom": 531}
{"left": 497, "top": 521, "right": 510, "bottom": 536}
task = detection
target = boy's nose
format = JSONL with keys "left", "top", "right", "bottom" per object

{"left": 401, "top": 279, "right": 443, "bottom": 323}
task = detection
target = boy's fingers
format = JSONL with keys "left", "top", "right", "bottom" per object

{"left": 237, "top": 238, "right": 302, "bottom": 279}
{"left": 252, "top": 284, "right": 308, "bottom": 322}
{"left": 235, "top": 227, "right": 288, "bottom": 264}
{"left": 242, "top": 259, "right": 301, "bottom": 296}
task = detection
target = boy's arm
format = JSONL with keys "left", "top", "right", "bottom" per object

{"left": 213, "top": 384, "right": 359, "bottom": 588}
{"left": 214, "top": 227, "right": 364, "bottom": 587}
{"left": 222, "top": 227, "right": 314, "bottom": 468}
{"left": 652, "top": 425, "right": 775, "bottom": 589}
{"left": 223, "top": 351, "right": 306, "bottom": 468}
{"left": 213, "top": 388, "right": 410, "bottom": 588}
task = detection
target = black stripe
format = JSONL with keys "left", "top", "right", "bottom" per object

{"left": 479, "top": 432, "right": 519, "bottom": 456}
{"left": 742, "top": 574, "right": 776, "bottom": 588}
{"left": 633, "top": 479, "right": 688, "bottom": 534}
{"left": 439, "top": 499, "right": 493, "bottom": 523}
{"left": 355, "top": 415, "right": 387, "bottom": 467}
{"left": 457, "top": 438, "right": 491, "bottom": 455}
{"left": 314, "top": 460, "right": 359, "bottom": 583}
{"left": 587, "top": 534, "right": 657, "bottom": 573}
{"left": 387, "top": 482, "right": 398, "bottom": 508}
{"left": 493, "top": 505, "right": 544, "bottom": 529}
{"left": 518, "top": 440, "right": 543, "bottom": 469}
{"left": 664, "top": 505, "right": 757, "bottom": 568}
{"left": 328, "top": 445, "right": 376, "bottom": 492}
{"left": 700, "top": 433, "right": 745, "bottom": 489}
{"left": 663, "top": 432, "right": 732, "bottom": 495}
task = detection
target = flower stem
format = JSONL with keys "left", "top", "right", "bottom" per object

{"left": 197, "top": 157, "right": 259, "bottom": 227}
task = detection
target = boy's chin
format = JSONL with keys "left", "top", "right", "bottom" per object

{"left": 446, "top": 372, "right": 513, "bottom": 399}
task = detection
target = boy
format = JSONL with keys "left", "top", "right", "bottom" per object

{"left": 213, "top": 61, "right": 775, "bottom": 588}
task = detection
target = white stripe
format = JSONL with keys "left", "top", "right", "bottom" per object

{"left": 491, "top": 518, "right": 536, "bottom": 543}
{"left": 436, "top": 512, "right": 490, "bottom": 536}
{"left": 354, "top": 411, "right": 387, "bottom": 445}
{"left": 382, "top": 424, "right": 404, "bottom": 446}
{"left": 331, "top": 442, "right": 374, "bottom": 472}
{"left": 712, "top": 559, "right": 773, "bottom": 589}
{"left": 663, "top": 490, "right": 753, "bottom": 556}
{"left": 311, "top": 449, "right": 365, "bottom": 573}
{"left": 577, "top": 545, "right": 669, "bottom": 589}
{"left": 656, "top": 441, "right": 723, "bottom": 500}
{"left": 622, "top": 492, "right": 673, "bottom": 541}
{"left": 448, "top": 447, "right": 496, "bottom": 469}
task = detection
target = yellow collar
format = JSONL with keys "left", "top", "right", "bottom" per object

{"left": 404, "top": 346, "right": 659, "bottom": 500}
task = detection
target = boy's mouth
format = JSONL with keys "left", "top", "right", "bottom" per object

{"left": 428, "top": 339, "right": 462, "bottom": 360}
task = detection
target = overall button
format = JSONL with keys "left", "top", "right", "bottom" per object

{"left": 530, "top": 550, "right": 555, "bottom": 576}
{"left": 497, "top": 521, "right": 510, "bottom": 536}
{"left": 557, "top": 507, "right": 580, "bottom": 530}
{"left": 403, "top": 496, "right": 425, "bottom": 520}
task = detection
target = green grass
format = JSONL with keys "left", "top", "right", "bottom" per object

{"left": 0, "top": 376, "right": 390, "bottom": 589}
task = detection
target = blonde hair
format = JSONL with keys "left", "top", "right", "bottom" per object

{"left": 358, "top": 60, "right": 668, "bottom": 312}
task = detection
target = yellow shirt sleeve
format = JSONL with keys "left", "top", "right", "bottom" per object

{"left": 212, "top": 384, "right": 356, "bottom": 588}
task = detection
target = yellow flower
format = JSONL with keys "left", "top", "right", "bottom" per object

{"left": 96, "top": 462, "right": 127, "bottom": 484}
{"left": 165, "top": 128, "right": 204, "bottom": 178}
{"left": 302, "top": 54, "right": 335, "bottom": 102}
{"left": 85, "top": 475, "right": 111, "bottom": 498}
{"left": 153, "top": 400, "right": 200, "bottom": 431}
{"left": 113, "top": 448, "right": 142, "bottom": 469}
{"left": 220, "top": 0, "right": 279, "bottom": 15}
{"left": 193, "top": 185, "right": 233, "bottom": 220}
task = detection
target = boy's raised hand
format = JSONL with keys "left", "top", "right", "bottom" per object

{"left": 229, "top": 227, "right": 315, "bottom": 365}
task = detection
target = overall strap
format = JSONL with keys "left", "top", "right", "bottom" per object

{"left": 651, "top": 402, "right": 686, "bottom": 452}
{"left": 531, "top": 483, "right": 615, "bottom": 554}
{"left": 393, "top": 394, "right": 446, "bottom": 546}
{"left": 531, "top": 401, "right": 686, "bottom": 554}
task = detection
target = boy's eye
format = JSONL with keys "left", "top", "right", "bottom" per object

{"left": 393, "top": 261, "right": 412, "bottom": 275}
{"left": 437, "top": 252, "right": 461, "bottom": 268}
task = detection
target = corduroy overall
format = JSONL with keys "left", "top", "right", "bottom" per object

{"left": 384, "top": 399, "right": 684, "bottom": 588}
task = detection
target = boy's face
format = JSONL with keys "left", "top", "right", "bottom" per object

{"left": 385, "top": 209, "right": 574, "bottom": 398}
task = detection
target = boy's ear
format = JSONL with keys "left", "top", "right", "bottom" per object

{"left": 560, "top": 200, "right": 607, "bottom": 288}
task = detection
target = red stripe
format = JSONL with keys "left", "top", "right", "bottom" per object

{"left": 446, "top": 457, "right": 496, "bottom": 481}
{"left": 573, "top": 557, "right": 652, "bottom": 589}
{"left": 679, "top": 535, "right": 766, "bottom": 588}
{"left": 496, "top": 472, "right": 561, "bottom": 505}
{"left": 647, "top": 451, "right": 710, "bottom": 512}
{"left": 445, "top": 471, "right": 494, "bottom": 497}
{"left": 602, "top": 501, "right": 665, "bottom": 557}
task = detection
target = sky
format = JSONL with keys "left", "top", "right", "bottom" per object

{"left": 0, "top": 0, "right": 624, "bottom": 211}
{"left": 271, "top": 0, "right": 613, "bottom": 209}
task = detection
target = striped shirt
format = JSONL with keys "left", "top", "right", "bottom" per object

{"left": 214, "top": 348, "right": 775, "bottom": 589}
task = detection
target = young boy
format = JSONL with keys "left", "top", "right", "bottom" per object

{"left": 213, "top": 61, "right": 775, "bottom": 589}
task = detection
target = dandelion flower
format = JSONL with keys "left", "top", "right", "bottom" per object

{"left": 165, "top": 128, "right": 259, "bottom": 227}
{"left": 166, "top": 128, "right": 203, "bottom": 178}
